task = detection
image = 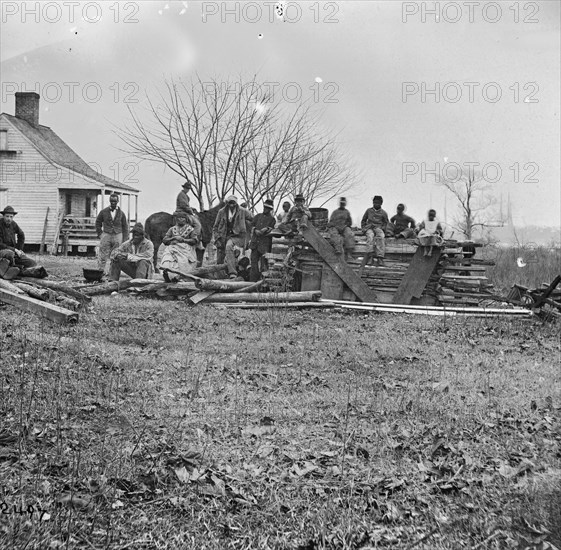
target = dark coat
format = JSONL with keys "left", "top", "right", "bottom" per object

{"left": 249, "top": 212, "right": 276, "bottom": 254}
{"left": 95, "top": 207, "right": 129, "bottom": 237}
{"left": 0, "top": 219, "right": 25, "bottom": 251}
{"left": 213, "top": 205, "right": 254, "bottom": 248}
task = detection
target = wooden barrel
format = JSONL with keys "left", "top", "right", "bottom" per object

{"left": 309, "top": 208, "right": 329, "bottom": 230}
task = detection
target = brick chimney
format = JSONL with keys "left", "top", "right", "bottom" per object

{"left": 15, "top": 92, "right": 40, "bottom": 126}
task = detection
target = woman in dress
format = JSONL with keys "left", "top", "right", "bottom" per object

{"left": 159, "top": 210, "right": 199, "bottom": 280}
{"left": 416, "top": 209, "right": 444, "bottom": 258}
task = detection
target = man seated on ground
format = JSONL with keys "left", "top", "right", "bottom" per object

{"left": 327, "top": 197, "right": 355, "bottom": 262}
{"left": 249, "top": 198, "right": 276, "bottom": 282}
{"left": 276, "top": 201, "right": 291, "bottom": 225}
{"left": 159, "top": 210, "right": 200, "bottom": 281}
{"left": 273, "top": 194, "right": 311, "bottom": 237}
{"left": 0, "top": 206, "right": 38, "bottom": 279}
{"left": 212, "top": 196, "right": 254, "bottom": 279}
{"left": 109, "top": 222, "right": 154, "bottom": 281}
{"left": 389, "top": 203, "right": 416, "bottom": 239}
{"left": 360, "top": 195, "right": 389, "bottom": 268}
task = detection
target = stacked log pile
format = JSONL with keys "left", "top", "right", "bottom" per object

{"left": 267, "top": 229, "right": 496, "bottom": 305}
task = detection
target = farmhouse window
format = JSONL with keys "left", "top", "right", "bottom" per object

{"left": 0, "top": 130, "right": 7, "bottom": 151}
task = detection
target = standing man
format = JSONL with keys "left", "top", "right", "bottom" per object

{"left": 249, "top": 199, "right": 276, "bottom": 282}
{"left": 0, "top": 206, "right": 37, "bottom": 274}
{"left": 212, "top": 196, "right": 254, "bottom": 279}
{"left": 276, "top": 201, "right": 291, "bottom": 225}
{"left": 96, "top": 193, "right": 129, "bottom": 274}
{"left": 390, "top": 203, "right": 416, "bottom": 239}
{"left": 360, "top": 195, "right": 389, "bottom": 268}
{"left": 176, "top": 180, "right": 193, "bottom": 215}
{"left": 327, "top": 197, "right": 355, "bottom": 261}
{"left": 109, "top": 223, "right": 154, "bottom": 281}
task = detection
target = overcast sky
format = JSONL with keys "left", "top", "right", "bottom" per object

{"left": 1, "top": 0, "right": 559, "bottom": 229}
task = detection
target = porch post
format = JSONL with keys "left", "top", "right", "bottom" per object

{"left": 127, "top": 194, "right": 131, "bottom": 226}
{"left": 135, "top": 195, "right": 138, "bottom": 223}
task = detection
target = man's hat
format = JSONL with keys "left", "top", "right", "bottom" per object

{"left": 131, "top": 222, "right": 145, "bottom": 235}
{"left": 182, "top": 180, "right": 192, "bottom": 188}
{"left": 226, "top": 195, "right": 238, "bottom": 203}
{"left": 264, "top": 199, "right": 274, "bottom": 209}
{"left": 294, "top": 193, "right": 305, "bottom": 202}
{"left": 373, "top": 195, "right": 383, "bottom": 202}
{"left": 340, "top": 197, "right": 347, "bottom": 203}
{"left": 173, "top": 210, "right": 189, "bottom": 218}
{"left": 0, "top": 206, "right": 17, "bottom": 216}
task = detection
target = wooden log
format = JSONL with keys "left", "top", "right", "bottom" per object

{"left": 0, "top": 289, "right": 79, "bottom": 324}
{"left": 135, "top": 282, "right": 198, "bottom": 294}
{"left": 18, "top": 277, "right": 92, "bottom": 302}
{"left": 203, "top": 291, "right": 321, "bottom": 303}
{"left": 80, "top": 280, "right": 138, "bottom": 296}
{"left": 12, "top": 283, "right": 50, "bottom": 301}
{"left": 0, "top": 279, "right": 25, "bottom": 294}
{"left": 55, "top": 296, "right": 81, "bottom": 310}
{"left": 195, "top": 279, "right": 254, "bottom": 292}
{"left": 233, "top": 280, "right": 263, "bottom": 293}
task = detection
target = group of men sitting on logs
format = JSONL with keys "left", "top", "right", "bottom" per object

{"left": 0, "top": 183, "right": 444, "bottom": 283}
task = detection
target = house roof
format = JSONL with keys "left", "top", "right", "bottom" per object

{"left": 1, "top": 113, "right": 139, "bottom": 194}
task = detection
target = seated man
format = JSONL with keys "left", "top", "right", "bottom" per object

{"left": 0, "top": 206, "right": 37, "bottom": 276}
{"left": 273, "top": 194, "right": 311, "bottom": 236}
{"left": 360, "top": 195, "right": 389, "bottom": 267}
{"left": 159, "top": 210, "right": 199, "bottom": 281}
{"left": 109, "top": 222, "right": 154, "bottom": 281}
{"left": 389, "top": 203, "right": 416, "bottom": 239}
{"left": 327, "top": 197, "right": 355, "bottom": 261}
{"left": 276, "top": 201, "right": 291, "bottom": 225}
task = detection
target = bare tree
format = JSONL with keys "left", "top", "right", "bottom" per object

{"left": 441, "top": 168, "right": 502, "bottom": 240}
{"left": 116, "top": 75, "right": 356, "bottom": 212}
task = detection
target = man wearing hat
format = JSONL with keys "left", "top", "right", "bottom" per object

{"left": 389, "top": 203, "right": 416, "bottom": 239}
{"left": 95, "top": 193, "right": 129, "bottom": 274}
{"left": 360, "top": 195, "right": 389, "bottom": 267}
{"left": 212, "top": 196, "right": 254, "bottom": 278}
{"left": 327, "top": 197, "right": 355, "bottom": 261}
{"left": 0, "top": 206, "right": 37, "bottom": 274}
{"left": 176, "top": 180, "right": 193, "bottom": 215}
{"left": 274, "top": 193, "right": 311, "bottom": 236}
{"left": 108, "top": 222, "right": 154, "bottom": 281}
{"left": 249, "top": 199, "right": 276, "bottom": 282}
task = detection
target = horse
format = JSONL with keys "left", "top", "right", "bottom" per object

{"left": 145, "top": 204, "right": 223, "bottom": 270}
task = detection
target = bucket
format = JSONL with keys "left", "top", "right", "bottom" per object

{"left": 309, "top": 208, "right": 329, "bottom": 231}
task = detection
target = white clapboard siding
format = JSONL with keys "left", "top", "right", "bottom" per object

{"left": 0, "top": 116, "right": 103, "bottom": 245}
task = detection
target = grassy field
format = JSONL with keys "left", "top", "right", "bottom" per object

{"left": 0, "top": 255, "right": 560, "bottom": 549}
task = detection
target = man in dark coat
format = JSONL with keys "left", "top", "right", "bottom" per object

{"left": 327, "top": 197, "right": 355, "bottom": 261}
{"left": 95, "top": 193, "right": 129, "bottom": 274}
{"left": 212, "top": 196, "right": 254, "bottom": 278}
{"left": 249, "top": 199, "right": 276, "bottom": 282}
{"left": 0, "top": 206, "right": 37, "bottom": 274}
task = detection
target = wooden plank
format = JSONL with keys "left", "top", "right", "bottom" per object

{"left": 532, "top": 275, "right": 561, "bottom": 309}
{"left": 0, "top": 289, "right": 79, "bottom": 324}
{"left": 320, "top": 264, "right": 344, "bottom": 300}
{"left": 189, "top": 290, "right": 216, "bottom": 304}
{"left": 392, "top": 248, "right": 441, "bottom": 305}
{"left": 301, "top": 225, "right": 377, "bottom": 303}
{"left": 39, "top": 207, "right": 50, "bottom": 254}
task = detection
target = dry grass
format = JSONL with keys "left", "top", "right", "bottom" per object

{"left": 1, "top": 263, "right": 560, "bottom": 549}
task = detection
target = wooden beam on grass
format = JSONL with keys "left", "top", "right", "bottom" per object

{"left": 0, "top": 289, "right": 79, "bottom": 324}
